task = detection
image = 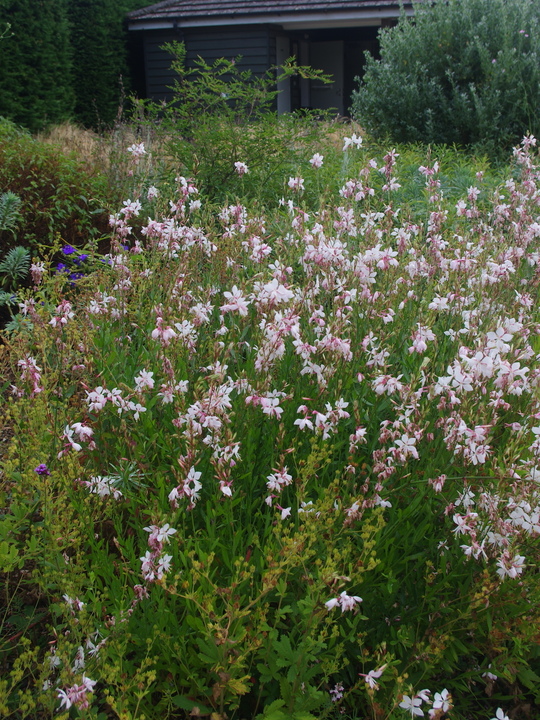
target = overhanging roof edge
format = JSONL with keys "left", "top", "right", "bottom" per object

{"left": 128, "top": 6, "right": 411, "bottom": 31}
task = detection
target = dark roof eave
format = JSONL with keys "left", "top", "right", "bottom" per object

{"left": 128, "top": 1, "right": 412, "bottom": 24}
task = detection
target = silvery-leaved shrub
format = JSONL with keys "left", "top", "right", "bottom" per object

{"left": 351, "top": 0, "right": 540, "bottom": 155}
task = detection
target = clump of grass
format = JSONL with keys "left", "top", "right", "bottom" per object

{"left": 36, "top": 122, "right": 108, "bottom": 169}
{"left": 0, "top": 118, "right": 112, "bottom": 256}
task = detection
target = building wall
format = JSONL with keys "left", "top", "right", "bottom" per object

{"left": 140, "top": 23, "right": 379, "bottom": 114}
{"left": 142, "top": 26, "right": 277, "bottom": 102}
{"left": 143, "top": 31, "right": 178, "bottom": 101}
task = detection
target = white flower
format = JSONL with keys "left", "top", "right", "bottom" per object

{"left": 496, "top": 553, "right": 525, "bottom": 580}
{"left": 127, "top": 142, "right": 146, "bottom": 158}
{"left": 134, "top": 369, "right": 155, "bottom": 391}
{"left": 309, "top": 153, "right": 324, "bottom": 168}
{"left": 84, "top": 476, "right": 123, "bottom": 500}
{"left": 57, "top": 689, "right": 73, "bottom": 711}
{"left": 329, "top": 682, "right": 344, "bottom": 701}
{"left": 71, "top": 422, "right": 94, "bottom": 441}
{"left": 156, "top": 554, "right": 173, "bottom": 578}
{"left": 266, "top": 468, "right": 292, "bottom": 492}
{"left": 430, "top": 689, "right": 451, "bottom": 714}
{"left": 63, "top": 425, "right": 82, "bottom": 452}
{"left": 234, "top": 161, "right": 249, "bottom": 176}
{"left": 259, "top": 278, "right": 294, "bottom": 305}
{"left": 81, "top": 675, "right": 97, "bottom": 693}
{"left": 288, "top": 176, "right": 305, "bottom": 191}
{"left": 121, "top": 199, "right": 142, "bottom": 218}
{"left": 324, "top": 597, "right": 340, "bottom": 610}
{"left": 63, "top": 594, "right": 84, "bottom": 611}
{"left": 343, "top": 133, "right": 363, "bottom": 151}
{"left": 221, "top": 285, "right": 250, "bottom": 316}
{"left": 393, "top": 434, "right": 419, "bottom": 460}
{"left": 399, "top": 694, "right": 424, "bottom": 717}
{"left": 491, "top": 710, "right": 510, "bottom": 720}
{"left": 339, "top": 591, "right": 362, "bottom": 612}
{"left": 140, "top": 550, "right": 155, "bottom": 581}
{"left": 325, "top": 591, "right": 362, "bottom": 612}
{"left": 143, "top": 523, "right": 177, "bottom": 544}
{"left": 361, "top": 664, "right": 387, "bottom": 690}
{"left": 482, "top": 664, "right": 498, "bottom": 680}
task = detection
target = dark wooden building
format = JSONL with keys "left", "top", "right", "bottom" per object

{"left": 127, "top": 0, "right": 412, "bottom": 116}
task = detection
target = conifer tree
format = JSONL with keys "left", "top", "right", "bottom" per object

{"left": 68, "top": 0, "right": 124, "bottom": 128}
{"left": 0, "top": 0, "right": 74, "bottom": 132}
{"left": 68, "top": 0, "right": 148, "bottom": 128}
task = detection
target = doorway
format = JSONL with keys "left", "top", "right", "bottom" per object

{"left": 309, "top": 40, "right": 344, "bottom": 115}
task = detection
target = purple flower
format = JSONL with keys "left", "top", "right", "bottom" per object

{"left": 73, "top": 254, "right": 89, "bottom": 266}
{"left": 34, "top": 464, "right": 51, "bottom": 476}
{"left": 56, "top": 263, "right": 68, "bottom": 273}
{"left": 62, "top": 245, "right": 76, "bottom": 255}
{"left": 69, "top": 272, "right": 85, "bottom": 287}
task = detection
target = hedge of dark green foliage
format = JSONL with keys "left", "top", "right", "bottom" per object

{"left": 0, "top": 0, "right": 148, "bottom": 132}
{"left": 0, "top": 119, "right": 110, "bottom": 254}
{"left": 0, "top": 0, "right": 74, "bottom": 133}
{"left": 67, "top": 0, "right": 149, "bottom": 129}
{"left": 351, "top": 0, "right": 540, "bottom": 155}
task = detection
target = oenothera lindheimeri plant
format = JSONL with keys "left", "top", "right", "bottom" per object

{"left": 2, "top": 132, "right": 540, "bottom": 720}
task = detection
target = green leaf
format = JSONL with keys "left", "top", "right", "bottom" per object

{"left": 0, "top": 540, "right": 21, "bottom": 572}
{"left": 170, "top": 695, "right": 213, "bottom": 715}
{"left": 196, "top": 638, "right": 220, "bottom": 664}
{"left": 255, "top": 699, "right": 286, "bottom": 720}
{"left": 517, "top": 666, "right": 540, "bottom": 690}
{"left": 186, "top": 614, "right": 205, "bottom": 632}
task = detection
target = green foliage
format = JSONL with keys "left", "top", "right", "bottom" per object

{"left": 351, "top": 0, "right": 540, "bottom": 155}
{"left": 0, "top": 0, "right": 74, "bottom": 133}
{"left": 68, "top": 0, "right": 125, "bottom": 128}
{"left": 0, "top": 21, "right": 11, "bottom": 40}
{"left": 0, "top": 245, "right": 29, "bottom": 316}
{"left": 134, "top": 41, "right": 333, "bottom": 204}
{"left": 0, "top": 0, "right": 148, "bottom": 132}
{"left": 0, "top": 118, "right": 110, "bottom": 254}
{"left": 67, "top": 0, "right": 149, "bottom": 129}
{"left": 163, "top": 41, "right": 329, "bottom": 120}
{"left": 0, "top": 191, "right": 22, "bottom": 235}
{"left": 1, "top": 123, "right": 540, "bottom": 720}
{"left": 0, "top": 246, "right": 30, "bottom": 290}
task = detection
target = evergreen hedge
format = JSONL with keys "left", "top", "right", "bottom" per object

{"left": 68, "top": 0, "right": 147, "bottom": 128}
{"left": 0, "top": 0, "right": 74, "bottom": 133}
{"left": 0, "top": 0, "right": 148, "bottom": 132}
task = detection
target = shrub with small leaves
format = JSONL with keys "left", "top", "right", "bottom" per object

{"left": 2, "top": 119, "right": 540, "bottom": 720}
{"left": 0, "top": 118, "right": 111, "bottom": 254}
{"left": 134, "top": 41, "right": 333, "bottom": 204}
{"left": 351, "top": 0, "right": 540, "bottom": 155}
